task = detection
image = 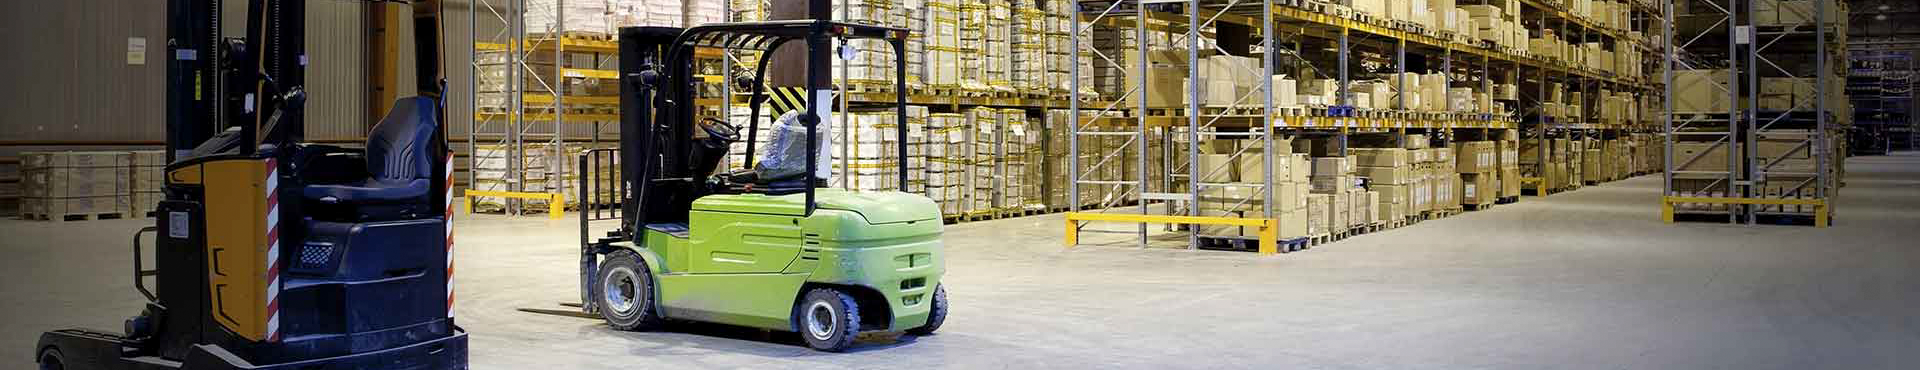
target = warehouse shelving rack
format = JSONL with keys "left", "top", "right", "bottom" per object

{"left": 1848, "top": 52, "right": 1914, "bottom": 154}
{"left": 468, "top": 0, "right": 620, "bottom": 215}
{"left": 1066, "top": 0, "right": 1661, "bottom": 252}
{"left": 469, "top": 1, "right": 727, "bottom": 215}
{"left": 1662, "top": 0, "right": 1843, "bottom": 227}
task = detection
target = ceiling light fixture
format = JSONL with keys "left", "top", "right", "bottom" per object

{"left": 1879, "top": 4, "right": 1892, "bottom": 11}
{"left": 1876, "top": 14, "right": 1889, "bottom": 21}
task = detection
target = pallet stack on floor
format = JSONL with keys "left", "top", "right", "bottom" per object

{"left": 1454, "top": 141, "right": 1498, "bottom": 210}
{"left": 1192, "top": 138, "right": 1312, "bottom": 246}
{"left": 19, "top": 152, "right": 131, "bottom": 222}
{"left": 130, "top": 151, "right": 165, "bottom": 217}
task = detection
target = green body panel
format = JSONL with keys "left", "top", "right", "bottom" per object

{"left": 616, "top": 190, "right": 945, "bottom": 332}
{"left": 655, "top": 271, "right": 812, "bottom": 329}
{"left": 688, "top": 207, "right": 803, "bottom": 273}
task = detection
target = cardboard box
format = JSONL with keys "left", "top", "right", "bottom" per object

{"left": 1357, "top": 165, "right": 1414, "bottom": 185}
{"left": 1357, "top": 190, "right": 1379, "bottom": 227}
{"left": 1307, "top": 193, "right": 1332, "bottom": 236}
{"left": 1331, "top": 191, "right": 1351, "bottom": 232}
{"left": 1312, "top": 157, "right": 1352, "bottom": 177}
{"left": 1351, "top": 148, "right": 1411, "bottom": 168}
{"left": 1675, "top": 69, "right": 1733, "bottom": 113}
{"left": 1672, "top": 142, "right": 1741, "bottom": 173}
{"left": 1197, "top": 154, "right": 1238, "bottom": 183}
{"left": 1405, "top": 134, "right": 1429, "bottom": 149}
{"left": 1461, "top": 173, "right": 1495, "bottom": 204}
{"left": 1454, "top": 141, "right": 1496, "bottom": 173}
{"left": 1311, "top": 175, "right": 1355, "bottom": 193}
{"left": 1374, "top": 184, "right": 1409, "bottom": 221}
{"left": 22, "top": 167, "right": 131, "bottom": 198}
{"left": 1272, "top": 76, "right": 1299, "bottom": 107}
{"left": 1501, "top": 167, "right": 1522, "bottom": 198}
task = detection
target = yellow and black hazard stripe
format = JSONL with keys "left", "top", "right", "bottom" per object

{"left": 766, "top": 86, "right": 809, "bottom": 116}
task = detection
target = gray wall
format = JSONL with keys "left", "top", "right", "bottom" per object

{"left": 0, "top": 0, "right": 476, "bottom": 146}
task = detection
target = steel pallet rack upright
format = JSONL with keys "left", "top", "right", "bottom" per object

{"left": 1663, "top": 0, "right": 1841, "bottom": 226}
{"left": 1068, "top": 0, "right": 1155, "bottom": 248}
{"left": 1172, "top": 0, "right": 1279, "bottom": 250}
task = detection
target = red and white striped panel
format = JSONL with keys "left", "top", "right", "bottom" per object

{"left": 264, "top": 158, "right": 283, "bottom": 342}
{"left": 444, "top": 156, "right": 456, "bottom": 319}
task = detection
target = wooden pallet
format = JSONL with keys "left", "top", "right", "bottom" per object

{"left": 1195, "top": 236, "right": 1311, "bottom": 253}
{"left": 843, "top": 82, "right": 895, "bottom": 94}
{"left": 1294, "top": 0, "right": 1329, "bottom": 14}
{"left": 1304, "top": 233, "right": 1334, "bottom": 248}
{"left": 23, "top": 212, "right": 126, "bottom": 222}
{"left": 531, "top": 31, "right": 614, "bottom": 41}
{"left": 959, "top": 88, "right": 994, "bottom": 98}
{"left": 1463, "top": 202, "right": 1495, "bottom": 211}
{"left": 1494, "top": 196, "right": 1520, "bottom": 205}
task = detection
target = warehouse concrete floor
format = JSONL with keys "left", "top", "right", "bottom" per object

{"left": 5, "top": 152, "right": 1920, "bottom": 369}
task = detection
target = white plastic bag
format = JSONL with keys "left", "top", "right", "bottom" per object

{"left": 754, "top": 110, "right": 833, "bottom": 182}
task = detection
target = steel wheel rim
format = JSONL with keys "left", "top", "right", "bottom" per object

{"left": 603, "top": 266, "right": 638, "bottom": 315}
{"left": 805, "top": 301, "right": 836, "bottom": 340}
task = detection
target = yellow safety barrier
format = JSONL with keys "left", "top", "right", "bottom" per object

{"left": 1660, "top": 196, "right": 1828, "bottom": 228}
{"left": 464, "top": 190, "right": 566, "bottom": 220}
{"left": 1064, "top": 212, "right": 1281, "bottom": 255}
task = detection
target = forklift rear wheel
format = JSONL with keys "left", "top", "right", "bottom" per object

{"left": 906, "top": 284, "right": 947, "bottom": 336}
{"left": 596, "top": 250, "right": 663, "bottom": 331}
{"left": 797, "top": 288, "right": 860, "bottom": 352}
{"left": 38, "top": 348, "right": 64, "bottom": 370}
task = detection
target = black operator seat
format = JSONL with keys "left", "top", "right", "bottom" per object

{"left": 302, "top": 97, "right": 439, "bottom": 220}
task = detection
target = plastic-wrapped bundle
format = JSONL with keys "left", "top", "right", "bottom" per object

{"left": 965, "top": 107, "right": 1002, "bottom": 214}
{"left": 926, "top": 1, "right": 963, "bottom": 87}
{"left": 982, "top": 3, "right": 1012, "bottom": 93}
{"left": 1009, "top": 3, "right": 1047, "bottom": 94}
{"left": 925, "top": 113, "right": 969, "bottom": 216}
{"left": 755, "top": 111, "right": 834, "bottom": 182}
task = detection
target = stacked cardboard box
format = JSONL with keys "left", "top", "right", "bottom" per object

{"left": 20, "top": 152, "right": 132, "bottom": 220}
{"left": 1496, "top": 134, "right": 1522, "bottom": 199}
{"left": 1193, "top": 138, "right": 1311, "bottom": 240}
{"left": 1354, "top": 147, "right": 1413, "bottom": 223}
{"left": 1308, "top": 151, "right": 1357, "bottom": 236}
{"left": 1430, "top": 146, "right": 1458, "bottom": 211}
{"left": 131, "top": 151, "right": 165, "bottom": 217}
{"left": 966, "top": 108, "right": 1007, "bottom": 215}
{"left": 1453, "top": 141, "right": 1497, "bottom": 206}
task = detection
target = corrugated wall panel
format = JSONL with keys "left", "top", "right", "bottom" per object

{"left": 304, "top": 2, "right": 371, "bottom": 141}
{"left": 1, "top": 1, "right": 480, "bottom": 145}
{"left": 0, "top": 0, "right": 165, "bottom": 143}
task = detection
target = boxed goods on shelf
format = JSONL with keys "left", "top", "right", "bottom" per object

{"left": 1674, "top": 69, "right": 1733, "bottom": 113}
{"left": 1453, "top": 141, "right": 1496, "bottom": 173}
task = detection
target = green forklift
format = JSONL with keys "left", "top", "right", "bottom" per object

{"left": 575, "top": 16, "right": 948, "bottom": 352}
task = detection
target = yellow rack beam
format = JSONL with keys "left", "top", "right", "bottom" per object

{"left": 464, "top": 190, "right": 565, "bottom": 220}
{"left": 1660, "top": 196, "right": 1828, "bottom": 228}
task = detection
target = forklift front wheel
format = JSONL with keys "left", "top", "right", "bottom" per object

{"left": 797, "top": 288, "right": 860, "bottom": 352}
{"left": 38, "top": 347, "right": 64, "bottom": 370}
{"left": 595, "top": 250, "right": 663, "bottom": 331}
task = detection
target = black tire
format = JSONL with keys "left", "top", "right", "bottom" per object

{"left": 795, "top": 288, "right": 860, "bottom": 352}
{"left": 906, "top": 284, "right": 947, "bottom": 336}
{"left": 38, "top": 347, "right": 64, "bottom": 370}
{"left": 595, "top": 250, "right": 664, "bottom": 331}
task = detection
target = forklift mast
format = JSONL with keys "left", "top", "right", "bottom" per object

{"left": 166, "top": 0, "right": 445, "bottom": 162}
{"left": 612, "top": 20, "right": 910, "bottom": 242}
